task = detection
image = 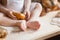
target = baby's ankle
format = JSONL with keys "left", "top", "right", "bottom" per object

{"left": 15, "top": 20, "right": 27, "bottom": 31}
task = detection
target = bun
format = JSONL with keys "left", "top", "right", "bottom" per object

{"left": 0, "top": 27, "right": 7, "bottom": 39}
{"left": 13, "top": 12, "right": 25, "bottom": 20}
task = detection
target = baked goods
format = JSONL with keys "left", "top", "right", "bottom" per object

{"left": 40, "top": 0, "right": 60, "bottom": 17}
{"left": 40, "top": 8, "right": 46, "bottom": 16}
{"left": 0, "top": 27, "right": 7, "bottom": 39}
{"left": 13, "top": 12, "right": 25, "bottom": 20}
{"left": 42, "top": 0, "right": 53, "bottom": 8}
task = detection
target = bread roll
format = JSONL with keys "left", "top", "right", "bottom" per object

{"left": 13, "top": 12, "right": 25, "bottom": 20}
{"left": 0, "top": 27, "right": 7, "bottom": 39}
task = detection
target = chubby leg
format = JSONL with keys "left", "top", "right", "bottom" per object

{"left": 27, "top": 3, "right": 42, "bottom": 30}
{"left": 27, "top": 21, "right": 40, "bottom": 30}
{"left": 30, "top": 2, "right": 42, "bottom": 20}
{"left": 0, "top": 13, "right": 27, "bottom": 31}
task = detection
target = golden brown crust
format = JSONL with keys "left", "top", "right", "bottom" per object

{"left": 0, "top": 27, "right": 7, "bottom": 39}
{"left": 42, "top": 0, "right": 53, "bottom": 8}
{"left": 40, "top": 0, "right": 60, "bottom": 17}
{"left": 40, "top": 8, "right": 46, "bottom": 16}
{"left": 13, "top": 12, "right": 25, "bottom": 20}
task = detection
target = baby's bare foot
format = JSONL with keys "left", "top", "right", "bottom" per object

{"left": 34, "top": 3, "right": 40, "bottom": 9}
{"left": 16, "top": 20, "right": 27, "bottom": 31}
{"left": 27, "top": 21, "right": 40, "bottom": 30}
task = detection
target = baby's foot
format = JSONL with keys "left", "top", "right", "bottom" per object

{"left": 16, "top": 20, "right": 27, "bottom": 31}
{"left": 34, "top": 3, "right": 40, "bottom": 9}
{"left": 27, "top": 21, "right": 40, "bottom": 30}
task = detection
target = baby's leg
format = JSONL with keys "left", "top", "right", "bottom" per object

{"left": 27, "top": 3, "right": 42, "bottom": 30}
{"left": 27, "top": 21, "right": 40, "bottom": 30}
{"left": 30, "top": 2, "right": 42, "bottom": 20}
{"left": 0, "top": 13, "right": 27, "bottom": 31}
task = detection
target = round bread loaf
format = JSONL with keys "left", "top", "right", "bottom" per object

{"left": 13, "top": 12, "right": 25, "bottom": 20}
{"left": 0, "top": 27, "right": 7, "bottom": 39}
